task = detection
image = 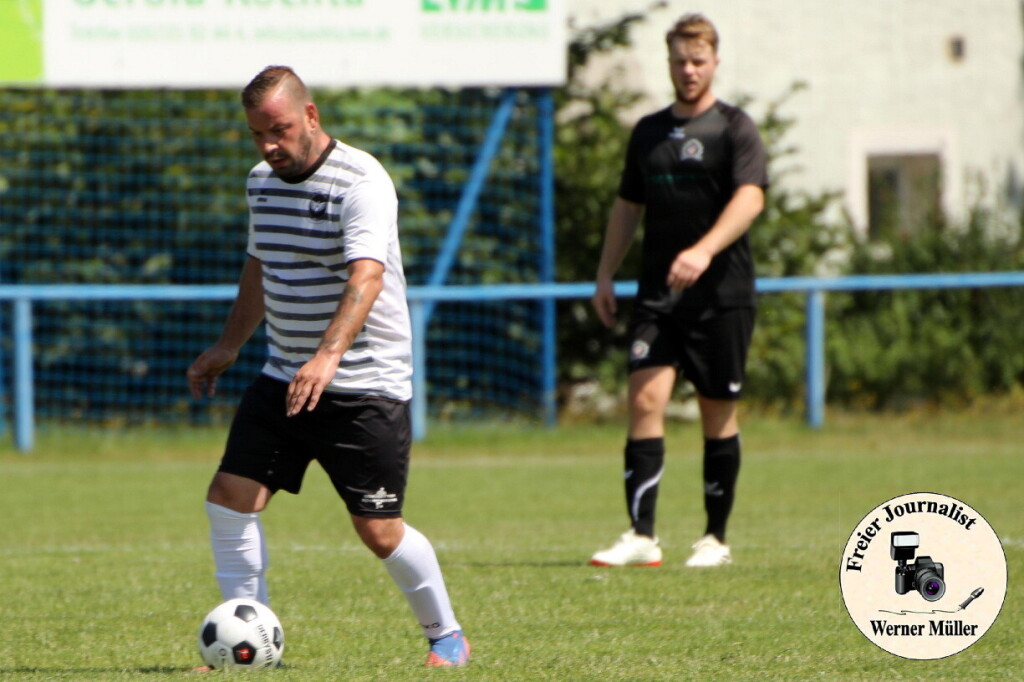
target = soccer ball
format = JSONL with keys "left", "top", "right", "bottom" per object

{"left": 197, "top": 598, "right": 284, "bottom": 670}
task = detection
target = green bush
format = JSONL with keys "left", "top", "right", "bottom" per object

{"left": 826, "top": 216, "right": 1024, "bottom": 408}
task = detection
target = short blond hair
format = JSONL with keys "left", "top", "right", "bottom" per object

{"left": 665, "top": 13, "right": 719, "bottom": 53}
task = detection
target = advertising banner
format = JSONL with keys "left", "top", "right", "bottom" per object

{"left": 2, "top": 0, "right": 566, "bottom": 88}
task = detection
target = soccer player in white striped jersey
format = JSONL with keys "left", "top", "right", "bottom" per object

{"left": 186, "top": 66, "right": 469, "bottom": 668}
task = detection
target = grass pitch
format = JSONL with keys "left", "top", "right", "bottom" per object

{"left": 0, "top": 407, "right": 1020, "bottom": 680}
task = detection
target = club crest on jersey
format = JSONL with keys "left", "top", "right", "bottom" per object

{"left": 680, "top": 138, "right": 704, "bottom": 162}
{"left": 308, "top": 192, "right": 329, "bottom": 221}
{"left": 630, "top": 340, "right": 650, "bottom": 361}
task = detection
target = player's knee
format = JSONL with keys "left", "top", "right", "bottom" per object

{"left": 206, "top": 473, "right": 269, "bottom": 513}
{"left": 630, "top": 388, "right": 668, "bottom": 417}
{"left": 353, "top": 517, "right": 404, "bottom": 558}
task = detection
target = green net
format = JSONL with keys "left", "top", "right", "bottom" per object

{"left": 0, "top": 87, "right": 549, "bottom": 427}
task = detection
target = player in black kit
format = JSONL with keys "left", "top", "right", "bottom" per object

{"left": 589, "top": 13, "right": 768, "bottom": 568}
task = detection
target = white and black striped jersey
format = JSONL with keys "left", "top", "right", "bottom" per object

{"left": 246, "top": 139, "right": 412, "bottom": 401}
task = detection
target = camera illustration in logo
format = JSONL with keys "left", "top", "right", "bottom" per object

{"left": 891, "top": 531, "right": 945, "bottom": 601}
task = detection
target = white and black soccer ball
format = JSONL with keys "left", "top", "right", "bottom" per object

{"left": 197, "top": 598, "right": 284, "bottom": 670}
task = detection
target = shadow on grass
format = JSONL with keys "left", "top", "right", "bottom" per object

{"left": 465, "top": 560, "right": 592, "bottom": 568}
{"left": 0, "top": 664, "right": 301, "bottom": 675}
{"left": 0, "top": 666, "right": 189, "bottom": 675}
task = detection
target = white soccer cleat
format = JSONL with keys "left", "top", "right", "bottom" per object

{"left": 589, "top": 529, "right": 662, "bottom": 567}
{"left": 684, "top": 534, "right": 732, "bottom": 567}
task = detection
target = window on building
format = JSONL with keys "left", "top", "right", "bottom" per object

{"left": 867, "top": 154, "right": 942, "bottom": 240}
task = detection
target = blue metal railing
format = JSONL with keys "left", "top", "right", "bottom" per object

{"left": 3, "top": 271, "right": 1024, "bottom": 452}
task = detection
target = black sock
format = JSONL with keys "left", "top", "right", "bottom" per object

{"left": 624, "top": 438, "right": 664, "bottom": 538}
{"left": 703, "top": 434, "right": 741, "bottom": 542}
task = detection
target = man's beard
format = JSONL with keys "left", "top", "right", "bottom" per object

{"left": 675, "top": 83, "right": 705, "bottom": 105}
{"left": 270, "top": 134, "right": 313, "bottom": 179}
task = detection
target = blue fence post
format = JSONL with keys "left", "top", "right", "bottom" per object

{"left": 13, "top": 298, "right": 34, "bottom": 452}
{"left": 805, "top": 289, "right": 826, "bottom": 429}
{"left": 537, "top": 88, "right": 557, "bottom": 427}
{"left": 409, "top": 299, "right": 427, "bottom": 442}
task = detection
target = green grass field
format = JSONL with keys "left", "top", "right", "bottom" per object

{"left": 1, "top": 406, "right": 1020, "bottom": 680}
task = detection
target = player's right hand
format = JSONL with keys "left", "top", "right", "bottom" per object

{"left": 186, "top": 346, "right": 239, "bottom": 400}
{"left": 592, "top": 279, "right": 617, "bottom": 329}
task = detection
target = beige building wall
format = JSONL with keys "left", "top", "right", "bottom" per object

{"left": 568, "top": 0, "right": 1024, "bottom": 233}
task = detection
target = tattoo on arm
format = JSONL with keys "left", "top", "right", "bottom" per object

{"left": 319, "top": 283, "right": 367, "bottom": 354}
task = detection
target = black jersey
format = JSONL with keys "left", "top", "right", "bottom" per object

{"left": 618, "top": 101, "right": 768, "bottom": 310}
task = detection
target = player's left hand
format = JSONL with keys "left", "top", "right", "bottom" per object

{"left": 186, "top": 345, "right": 239, "bottom": 400}
{"left": 286, "top": 353, "right": 340, "bottom": 416}
{"left": 667, "top": 247, "right": 712, "bottom": 291}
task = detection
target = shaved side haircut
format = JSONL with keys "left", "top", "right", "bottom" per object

{"left": 241, "top": 65, "right": 312, "bottom": 109}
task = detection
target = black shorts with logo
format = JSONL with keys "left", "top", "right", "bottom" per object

{"left": 627, "top": 304, "right": 755, "bottom": 400}
{"left": 218, "top": 374, "right": 411, "bottom": 518}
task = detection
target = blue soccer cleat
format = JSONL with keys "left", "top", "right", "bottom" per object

{"left": 425, "top": 630, "right": 471, "bottom": 667}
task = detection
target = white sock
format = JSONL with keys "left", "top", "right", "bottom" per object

{"left": 382, "top": 524, "right": 460, "bottom": 640}
{"left": 205, "top": 501, "right": 269, "bottom": 605}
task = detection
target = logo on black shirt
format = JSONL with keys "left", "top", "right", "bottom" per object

{"left": 680, "top": 138, "right": 704, "bottom": 162}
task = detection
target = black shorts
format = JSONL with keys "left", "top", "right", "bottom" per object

{"left": 218, "top": 374, "right": 411, "bottom": 518}
{"left": 626, "top": 304, "right": 755, "bottom": 400}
